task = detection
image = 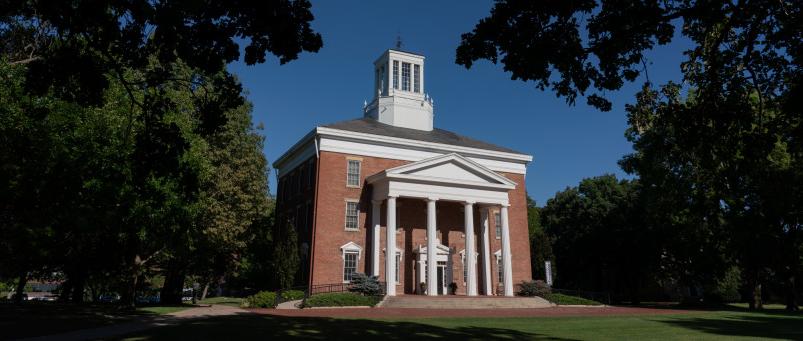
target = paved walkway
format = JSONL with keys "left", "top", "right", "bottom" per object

{"left": 254, "top": 305, "right": 699, "bottom": 318}
{"left": 20, "top": 305, "right": 252, "bottom": 341}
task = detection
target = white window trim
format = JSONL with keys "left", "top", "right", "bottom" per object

{"left": 395, "top": 250, "right": 403, "bottom": 284}
{"left": 344, "top": 199, "right": 360, "bottom": 231}
{"left": 346, "top": 158, "right": 362, "bottom": 188}
{"left": 341, "top": 242, "right": 363, "bottom": 283}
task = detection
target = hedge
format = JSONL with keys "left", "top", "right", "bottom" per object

{"left": 302, "top": 292, "right": 382, "bottom": 308}
{"left": 543, "top": 293, "right": 603, "bottom": 306}
{"left": 242, "top": 291, "right": 276, "bottom": 308}
{"left": 280, "top": 290, "right": 306, "bottom": 301}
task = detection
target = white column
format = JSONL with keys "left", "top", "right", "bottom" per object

{"left": 385, "top": 196, "right": 397, "bottom": 296}
{"left": 371, "top": 200, "right": 381, "bottom": 277}
{"left": 464, "top": 201, "right": 478, "bottom": 296}
{"left": 500, "top": 205, "right": 514, "bottom": 296}
{"left": 426, "top": 197, "right": 438, "bottom": 296}
{"left": 480, "top": 208, "right": 492, "bottom": 295}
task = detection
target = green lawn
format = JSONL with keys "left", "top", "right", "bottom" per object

{"left": 114, "top": 308, "right": 803, "bottom": 340}
{"left": 197, "top": 296, "right": 244, "bottom": 307}
{"left": 136, "top": 304, "right": 193, "bottom": 315}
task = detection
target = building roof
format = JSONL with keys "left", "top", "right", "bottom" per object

{"left": 322, "top": 117, "right": 524, "bottom": 155}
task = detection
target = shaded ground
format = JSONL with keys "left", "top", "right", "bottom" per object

{"left": 255, "top": 305, "right": 693, "bottom": 318}
{"left": 112, "top": 308, "right": 803, "bottom": 341}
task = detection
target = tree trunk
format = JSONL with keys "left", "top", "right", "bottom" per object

{"left": 160, "top": 265, "right": 186, "bottom": 305}
{"left": 750, "top": 282, "right": 763, "bottom": 310}
{"left": 785, "top": 275, "right": 799, "bottom": 311}
{"left": 71, "top": 270, "right": 86, "bottom": 303}
{"left": 13, "top": 271, "right": 27, "bottom": 303}
{"left": 59, "top": 279, "right": 73, "bottom": 302}
{"left": 201, "top": 281, "right": 210, "bottom": 301}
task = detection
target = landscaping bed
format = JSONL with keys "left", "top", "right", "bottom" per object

{"left": 302, "top": 292, "right": 382, "bottom": 308}
{"left": 543, "top": 293, "right": 603, "bottom": 306}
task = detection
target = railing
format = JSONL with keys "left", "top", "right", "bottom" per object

{"left": 308, "top": 282, "right": 387, "bottom": 296}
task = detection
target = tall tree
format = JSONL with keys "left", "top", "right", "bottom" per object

{"left": 460, "top": 0, "right": 803, "bottom": 310}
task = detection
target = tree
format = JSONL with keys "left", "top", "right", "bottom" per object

{"left": 526, "top": 196, "right": 553, "bottom": 281}
{"left": 461, "top": 0, "right": 803, "bottom": 310}
{"left": 541, "top": 175, "right": 659, "bottom": 303}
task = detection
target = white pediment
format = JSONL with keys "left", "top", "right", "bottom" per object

{"left": 371, "top": 153, "right": 516, "bottom": 189}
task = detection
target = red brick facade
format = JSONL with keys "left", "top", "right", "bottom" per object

{"left": 283, "top": 150, "right": 532, "bottom": 294}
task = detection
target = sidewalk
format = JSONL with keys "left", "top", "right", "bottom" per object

{"left": 20, "top": 305, "right": 252, "bottom": 341}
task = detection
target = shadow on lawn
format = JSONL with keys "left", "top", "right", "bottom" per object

{"left": 115, "top": 313, "right": 577, "bottom": 341}
{"left": 656, "top": 311, "right": 803, "bottom": 340}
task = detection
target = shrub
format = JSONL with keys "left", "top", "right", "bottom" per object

{"left": 280, "top": 290, "right": 306, "bottom": 301}
{"left": 544, "top": 293, "right": 602, "bottom": 305}
{"left": 517, "top": 280, "right": 551, "bottom": 297}
{"left": 242, "top": 291, "right": 276, "bottom": 308}
{"left": 303, "top": 292, "right": 382, "bottom": 308}
{"left": 705, "top": 266, "right": 742, "bottom": 304}
{"left": 348, "top": 273, "right": 383, "bottom": 296}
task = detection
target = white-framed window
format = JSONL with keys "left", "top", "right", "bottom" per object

{"left": 345, "top": 200, "right": 359, "bottom": 231}
{"left": 341, "top": 242, "right": 363, "bottom": 283}
{"left": 495, "top": 212, "right": 502, "bottom": 239}
{"left": 413, "top": 64, "right": 420, "bottom": 93}
{"left": 495, "top": 250, "right": 503, "bottom": 284}
{"left": 395, "top": 251, "right": 402, "bottom": 284}
{"left": 401, "top": 62, "right": 411, "bottom": 91}
{"left": 392, "top": 60, "right": 399, "bottom": 89}
{"left": 346, "top": 159, "right": 361, "bottom": 187}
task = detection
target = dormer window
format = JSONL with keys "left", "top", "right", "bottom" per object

{"left": 401, "top": 62, "right": 411, "bottom": 91}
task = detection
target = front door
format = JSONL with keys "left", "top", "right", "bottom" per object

{"left": 436, "top": 266, "right": 444, "bottom": 295}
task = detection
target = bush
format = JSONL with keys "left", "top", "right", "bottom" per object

{"left": 280, "top": 289, "right": 305, "bottom": 301}
{"left": 242, "top": 291, "right": 276, "bottom": 308}
{"left": 303, "top": 292, "right": 382, "bottom": 308}
{"left": 544, "top": 293, "right": 602, "bottom": 305}
{"left": 517, "top": 280, "right": 551, "bottom": 297}
{"left": 348, "top": 273, "right": 383, "bottom": 296}
{"left": 705, "top": 266, "right": 742, "bottom": 304}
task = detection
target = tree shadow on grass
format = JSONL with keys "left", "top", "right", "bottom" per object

{"left": 655, "top": 311, "right": 803, "bottom": 340}
{"left": 114, "top": 312, "right": 578, "bottom": 341}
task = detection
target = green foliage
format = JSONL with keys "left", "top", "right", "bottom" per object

{"left": 280, "top": 290, "right": 306, "bottom": 301}
{"left": 271, "top": 220, "right": 300, "bottom": 289}
{"left": 302, "top": 292, "right": 382, "bottom": 308}
{"left": 544, "top": 293, "right": 603, "bottom": 306}
{"left": 348, "top": 273, "right": 382, "bottom": 296}
{"left": 243, "top": 291, "right": 277, "bottom": 308}
{"left": 705, "top": 266, "right": 742, "bottom": 304}
{"left": 517, "top": 280, "right": 552, "bottom": 297}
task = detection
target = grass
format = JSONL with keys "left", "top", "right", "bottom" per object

{"left": 111, "top": 307, "right": 803, "bottom": 340}
{"left": 0, "top": 301, "right": 193, "bottom": 339}
{"left": 543, "top": 293, "right": 603, "bottom": 305}
{"left": 197, "top": 296, "right": 244, "bottom": 307}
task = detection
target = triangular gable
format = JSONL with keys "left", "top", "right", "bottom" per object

{"left": 380, "top": 153, "right": 516, "bottom": 188}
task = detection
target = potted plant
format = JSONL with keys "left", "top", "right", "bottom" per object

{"left": 419, "top": 282, "right": 427, "bottom": 295}
{"left": 448, "top": 282, "right": 458, "bottom": 295}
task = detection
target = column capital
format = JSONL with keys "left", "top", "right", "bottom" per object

{"left": 426, "top": 197, "right": 439, "bottom": 202}
{"left": 464, "top": 200, "right": 476, "bottom": 205}
{"left": 500, "top": 203, "right": 511, "bottom": 208}
{"left": 371, "top": 199, "right": 383, "bottom": 205}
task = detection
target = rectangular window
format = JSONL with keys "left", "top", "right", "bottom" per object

{"left": 497, "top": 257, "right": 503, "bottom": 283}
{"left": 343, "top": 251, "right": 358, "bottom": 282}
{"left": 395, "top": 251, "right": 401, "bottom": 284}
{"left": 347, "top": 159, "right": 361, "bottom": 187}
{"left": 308, "top": 160, "right": 315, "bottom": 188}
{"left": 495, "top": 212, "right": 502, "bottom": 239}
{"left": 401, "top": 62, "right": 411, "bottom": 91}
{"left": 345, "top": 201, "right": 359, "bottom": 230}
{"left": 462, "top": 253, "right": 467, "bottom": 284}
{"left": 413, "top": 64, "right": 420, "bottom": 93}
{"left": 392, "top": 60, "right": 399, "bottom": 89}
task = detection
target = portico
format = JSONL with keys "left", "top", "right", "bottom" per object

{"left": 367, "top": 153, "right": 517, "bottom": 297}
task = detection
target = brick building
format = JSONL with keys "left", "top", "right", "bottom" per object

{"left": 274, "top": 49, "right": 533, "bottom": 296}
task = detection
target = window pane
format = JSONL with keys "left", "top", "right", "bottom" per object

{"left": 495, "top": 213, "right": 502, "bottom": 238}
{"left": 497, "top": 258, "right": 503, "bottom": 283}
{"left": 401, "top": 62, "right": 411, "bottom": 91}
{"left": 344, "top": 252, "right": 358, "bottom": 281}
{"left": 345, "top": 202, "right": 359, "bottom": 230}
{"left": 462, "top": 253, "right": 467, "bottom": 284}
{"left": 395, "top": 252, "right": 401, "bottom": 284}
{"left": 392, "top": 61, "right": 399, "bottom": 89}
{"left": 347, "top": 160, "right": 360, "bottom": 187}
{"left": 413, "top": 64, "right": 420, "bottom": 93}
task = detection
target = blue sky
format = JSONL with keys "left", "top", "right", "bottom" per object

{"left": 227, "top": 1, "right": 692, "bottom": 205}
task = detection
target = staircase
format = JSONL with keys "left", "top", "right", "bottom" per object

{"left": 380, "top": 295, "right": 552, "bottom": 309}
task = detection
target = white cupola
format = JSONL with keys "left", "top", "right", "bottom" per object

{"left": 364, "top": 49, "right": 434, "bottom": 131}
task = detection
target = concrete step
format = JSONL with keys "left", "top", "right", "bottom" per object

{"left": 381, "top": 295, "right": 552, "bottom": 309}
